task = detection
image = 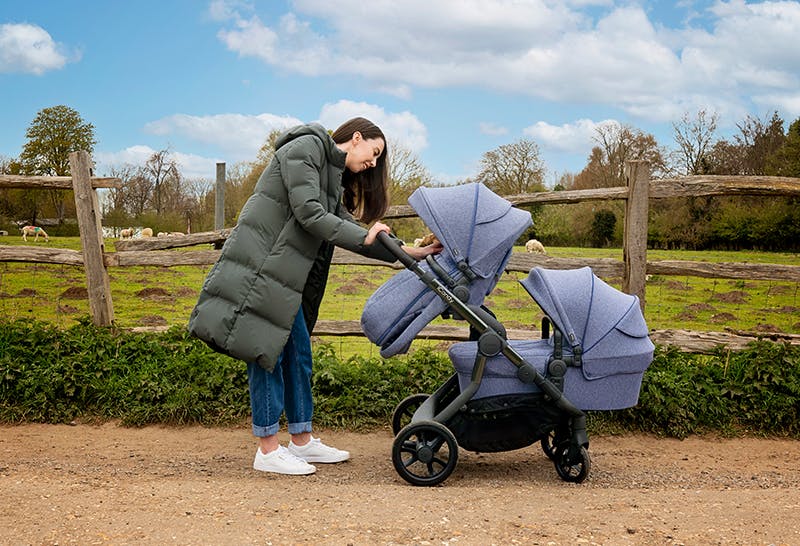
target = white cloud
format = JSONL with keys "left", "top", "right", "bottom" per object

{"left": 95, "top": 145, "right": 222, "bottom": 181}
{"left": 318, "top": 100, "right": 428, "bottom": 152}
{"left": 144, "top": 112, "right": 302, "bottom": 159}
{"left": 207, "top": 0, "right": 254, "bottom": 22}
{"left": 211, "top": 1, "right": 800, "bottom": 126}
{"left": 479, "top": 122, "right": 509, "bottom": 136}
{"left": 0, "top": 23, "right": 74, "bottom": 75}
{"left": 524, "top": 118, "right": 619, "bottom": 153}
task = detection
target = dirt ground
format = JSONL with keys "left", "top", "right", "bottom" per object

{"left": 1, "top": 423, "right": 799, "bottom": 546}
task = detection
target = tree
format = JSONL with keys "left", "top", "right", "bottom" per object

{"left": 19, "top": 105, "right": 96, "bottom": 224}
{"left": 387, "top": 140, "right": 432, "bottom": 204}
{"left": 590, "top": 209, "right": 617, "bottom": 247}
{"left": 20, "top": 105, "right": 96, "bottom": 176}
{"left": 142, "top": 149, "right": 180, "bottom": 216}
{"left": 475, "top": 138, "right": 546, "bottom": 195}
{"left": 572, "top": 124, "right": 666, "bottom": 190}
{"left": 671, "top": 109, "right": 718, "bottom": 175}
{"left": 766, "top": 117, "right": 800, "bottom": 177}
{"left": 706, "top": 112, "right": 786, "bottom": 175}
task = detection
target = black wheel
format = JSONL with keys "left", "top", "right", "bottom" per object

{"left": 392, "top": 393, "right": 429, "bottom": 435}
{"left": 392, "top": 420, "right": 458, "bottom": 486}
{"left": 540, "top": 426, "right": 568, "bottom": 461}
{"left": 554, "top": 442, "right": 591, "bottom": 483}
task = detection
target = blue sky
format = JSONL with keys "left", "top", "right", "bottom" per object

{"left": 2, "top": 0, "right": 799, "bottom": 187}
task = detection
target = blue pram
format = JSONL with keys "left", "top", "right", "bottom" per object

{"left": 363, "top": 187, "right": 654, "bottom": 486}
{"left": 361, "top": 182, "right": 532, "bottom": 357}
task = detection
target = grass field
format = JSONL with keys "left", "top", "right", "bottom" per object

{"left": 1, "top": 236, "right": 798, "bottom": 357}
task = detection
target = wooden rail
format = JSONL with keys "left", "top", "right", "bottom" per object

{"left": 2, "top": 156, "right": 799, "bottom": 352}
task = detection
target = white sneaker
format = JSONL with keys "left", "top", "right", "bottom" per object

{"left": 288, "top": 437, "right": 350, "bottom": 463}
{"left": 253, "top": 445, "right": 316, "bottom": 475}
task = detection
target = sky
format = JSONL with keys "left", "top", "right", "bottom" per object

{"left": 1, "top": 0, "right": 800, "bottom": 188}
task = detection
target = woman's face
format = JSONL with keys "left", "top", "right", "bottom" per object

{"left": 345, "top": 132, "right": 385, "bottom": 173}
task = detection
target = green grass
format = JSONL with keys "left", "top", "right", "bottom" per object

{"left": 1, "top": 237, "right": 798, "bottom": 356}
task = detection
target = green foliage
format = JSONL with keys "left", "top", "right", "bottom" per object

{"left": 2, "top": 319, "right": 799, "bottom": 438}
{"left": 311, "top": 344, "right": 452, "bottom": 430}
{"left": 590, "top": 209, "right": 616, "bottom": 247}
{"left": 608, "top": 342, "right": 800, "bottom": 438}
{"left": 20, "top": 105, "right": 96, "bottom": 176}
{"left": 0, "top": 319, "right": 250, "bottom": 426}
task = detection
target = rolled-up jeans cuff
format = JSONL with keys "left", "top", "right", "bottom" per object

{"left": 287, "top": 421, "right": 312, "bottom": 435}
{"left": 252, "top": 421, "right": 281, "bottom": 438}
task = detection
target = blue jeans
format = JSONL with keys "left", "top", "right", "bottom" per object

{"left": 247, "top": 308, "right": 313, "bottom": 437}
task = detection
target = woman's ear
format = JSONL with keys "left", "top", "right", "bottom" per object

{"left": 352, "top": 131, "right": 362, "bottom": 144}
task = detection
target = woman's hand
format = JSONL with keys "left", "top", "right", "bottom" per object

{"left": 365, "top": 222, "right": 392, "bottom": 245}
{"left": 402, "top": 241, "right": 443, "bottom": 261}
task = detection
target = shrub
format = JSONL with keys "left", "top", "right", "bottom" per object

{"left": 1, "top": 319, "right": 798, "bottom": 437}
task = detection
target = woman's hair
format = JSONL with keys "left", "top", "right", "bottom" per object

{"left": 331, "top": 117, "right": 389, "bottom": 224}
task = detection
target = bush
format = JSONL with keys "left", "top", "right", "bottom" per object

{"left": 1, "top": 319, "right": 798, "bottom": 437}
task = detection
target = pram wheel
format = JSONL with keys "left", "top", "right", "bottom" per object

{"left": 554, "top": 442, "right": 591, "bottom": 483}
{"left": 392, "top": 420, "right": 458, "bottom": 486}
{"left": 541, "top": 427, "right": 569, "bottom": 461}
{"left": 392, "top": 393, "right": 430, "bottom": 435}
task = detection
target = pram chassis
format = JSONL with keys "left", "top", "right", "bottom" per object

{"left": 377, "top": 233, "right": 591, "bottom": 486}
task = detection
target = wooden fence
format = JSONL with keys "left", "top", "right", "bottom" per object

{"left": 2, "top": 153, "right": 799, "bottom": 353}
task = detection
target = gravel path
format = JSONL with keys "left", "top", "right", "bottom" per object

{"left": 2, "top": 423, "right": 799, "bottom": 545}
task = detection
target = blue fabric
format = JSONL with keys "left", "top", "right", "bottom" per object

{"left": 247, "top": 308, "right": 314, "bottom": 437}
{"left": 361, "top": 183, "right": 532, "bottom": 357}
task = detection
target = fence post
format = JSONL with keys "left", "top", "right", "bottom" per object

{"left": 215, "top": 162, "right": 225, "bottom": 230}
{"left": 623, "top": 160, "right": 649, "bottom": 310}
{"left": 70, "top": 151, "right": 114, "bottom": 326}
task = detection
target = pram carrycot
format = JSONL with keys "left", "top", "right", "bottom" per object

{"left": 367, "top": 235, "right": 654, "bottom": 486}
{"left": 450, "top": 266, "right": 654, "bottom": 411}
{"left": 361, "top": 182, "right": 532, "bottom": 358}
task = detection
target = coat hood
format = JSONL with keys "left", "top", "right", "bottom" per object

{"left": 275, "top": 123, "right": 346, "bottom": 168}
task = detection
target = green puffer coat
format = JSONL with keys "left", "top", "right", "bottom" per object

{"left": 188, "top": 123, "right": 397, "bottom": 371}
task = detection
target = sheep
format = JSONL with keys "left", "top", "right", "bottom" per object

{"left": 525, "top": 239, "right": 546, "bottom": 254}
{"left": 169, "top": 231, "right": 185, "bottom": 237}
{"left": 120, "top": 228, "right": 134, "bottom": 239}
{"left": 157, "top": 232, "right": 168, "bottom": 238}
{"left": 21, "top": 225, "right": 49, "bottom": 242}
{"left": 140, "top": 227, "right": 154, "bottom": 238}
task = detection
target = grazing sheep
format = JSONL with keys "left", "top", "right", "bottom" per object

{"left": 141, "top": 227, "right": 154, "bottom": 238}
{"left": 525, "top": 239, "right": 546, "bottom": 254}
{"left": 120, "top": 228, "right": 134, "bottom": 239}
{"left": 21, "top": 225, "right": 49, "bottom": 242}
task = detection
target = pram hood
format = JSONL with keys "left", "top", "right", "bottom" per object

{"left": 407, "top": 182, "right": 531, "bottom": 279}
{"left": 519, "top": 267, "right": 654, "bottom": 379}
{"left": 361, "top": 182, "right": 532, "bottom": 357}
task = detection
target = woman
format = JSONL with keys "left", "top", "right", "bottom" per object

{"left": 189, "top": 117, "right": 442, "bottom": 475}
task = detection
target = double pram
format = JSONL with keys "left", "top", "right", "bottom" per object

{"left": 361, "top": 183, "right": 654, "bottom": 485}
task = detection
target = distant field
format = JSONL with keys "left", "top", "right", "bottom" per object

{"left": 0, "top": 236, "right": 798, "bottom": 357}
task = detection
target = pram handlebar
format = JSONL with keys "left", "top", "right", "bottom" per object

{"left": 377, "top": 231, "right": 418, "bottom": 269}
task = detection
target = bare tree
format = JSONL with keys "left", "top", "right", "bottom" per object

{"left": 142, "top": 149, "right": 180, "bottom": 216}
{"left": 387, "top": 140, "right": 432, "bottom": 204}
{"left": 475, "top": 138, "right": 546, "bottom": 195}
{"left": 572, "top": 123, "right": 666, "bottom": 189}
{"left": 671, "top": 109, "right": 719, "bottom": 175}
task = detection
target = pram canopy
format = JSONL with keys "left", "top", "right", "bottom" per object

{"left": 520, "top": 267, "right": 653, "bottom": 380}
{"left": 361, "top": 182, "right": 532, "bottom": 357}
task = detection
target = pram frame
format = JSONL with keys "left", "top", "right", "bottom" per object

{"left": 377, "top": 233, "right": 590, "bottom": 486}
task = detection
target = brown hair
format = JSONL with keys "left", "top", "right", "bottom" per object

{"left": 331, "top": 117, "right": 389, "bottom": 224}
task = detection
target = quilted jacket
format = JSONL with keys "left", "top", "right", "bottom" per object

{"left": 188, "top": 123, "right": 396, "bottom": 371}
